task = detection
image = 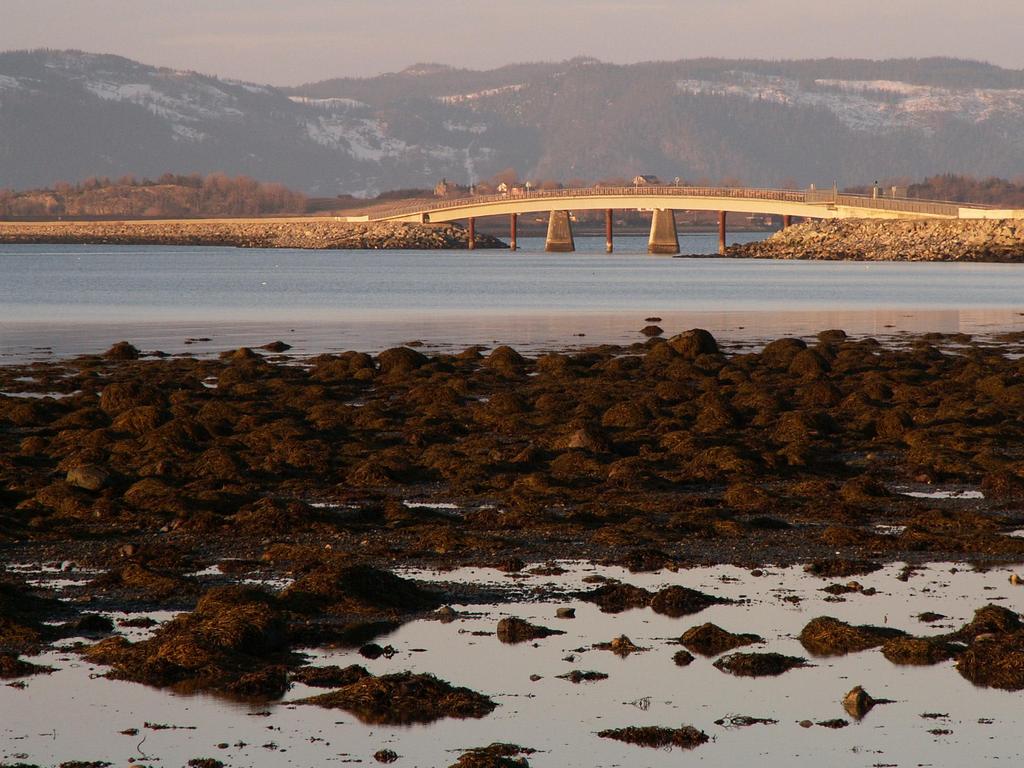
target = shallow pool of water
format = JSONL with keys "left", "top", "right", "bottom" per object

{"left": 4, "top": 561, "right": 1024, "bottom": 767}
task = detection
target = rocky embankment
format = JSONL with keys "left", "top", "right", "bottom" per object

{"left": 727, "top": 219, "right": 1024, "bottom": 262}
{"left": 0, "top": 219, "right": 506, "bottom": 249}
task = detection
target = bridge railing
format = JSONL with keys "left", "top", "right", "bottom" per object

{"left": 805, "top": 189, "right": 964, "bottom": 216}
{"left": 377, "top": 185, "right": 985, "bottom": 220}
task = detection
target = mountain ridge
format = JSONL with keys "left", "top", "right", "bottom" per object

{"left": 2, "top": 50, "right": 1024, "bottom": 194}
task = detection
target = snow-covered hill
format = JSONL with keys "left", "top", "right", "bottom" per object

{"left": 2, "top": 51, "right": 1024, "bottom": 192}
{"left": 677, "top": 72, "right": 1024, "bottom": 134}
{"left": 0, "top": 50, "right": 518, "bottom": 194}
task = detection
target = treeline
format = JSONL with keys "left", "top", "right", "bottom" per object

{"left": 846, "top": 174, "right": 1024, "bottom": 207}
{"left": 908, "top": 175, "right": 1024, "bottom": 207}
{"left": 0, "top": 173, "right": 308, "bottom": 219}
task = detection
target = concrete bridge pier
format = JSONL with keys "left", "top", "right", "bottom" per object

{"left": 545, "top": 210, "right": 576, "bottom": 252}
{"left": 648, "top": 209, "right": 680, "bottom": 255}
{"left": 605, "top": 209, "right": 614, "bottom": 253}
{"left": 718, "top": 211, "right": 727, "bottom": 255}
{"left": 782, "top": 215, "right": 792, "bottom": 230}
{"left": 467, "top": 217, "right": 476, "bottom": 250}
{"left": 509, "top": 213, "right": 518, "bottom": 251}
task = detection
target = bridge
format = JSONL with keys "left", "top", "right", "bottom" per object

{"left": 357, "top": 185, "right": 1024, "bottom": 254}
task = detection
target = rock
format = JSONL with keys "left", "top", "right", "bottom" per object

{"left": 593, "top": 634, "right": 645, "bottom": 656}
{"left": 66, "top": 464, "right": 111, "bottom": 492}
{"left": 650, "top": 585, "right": 727, "bottom": 617}
{"left": 377, "top": 346, "right": 428, "bottom": 375}
{"left": 956, "top": 631, "right": 1024, "bottom": 690}
{"left": 673, "top": 649, "right": 695, "bottom": 666}
{"left": 260, "top": 341, "right": 292, "bottom": 353}
{"left": 713, "top": 652, "right": 808, "bottom": 677}
{"left": 555, "top": 607, "right": 575, "bottom": 619}
{"left": 83, "top": 585, "right": 288, "bottom": 697}
{"left": 668, "top": 329, "right": 719, "bottom": 358}
{"left": 447, "top": 743, "right": 535, "bottom": 768}
{"left": 640, "top": 325, "right": 664, "bottom": 337}
{"left": 579, "top": 582, "right": 653, "bottom": 613}
{"left": 726, "top": 219, "right": 1024, "bottom": 263}
{"left": 842, "top": 686, "right": 876, "bottom": 719}
{"left": 297, "top": 671, "right": 496, "bottom": 724}
{"left": 282, "top": 564, "right": 440, "bottom": 615}
{"left": 597, "top": 725, "right": 708, "bottom": 749}
{"left": 484, "top": 346, "right": 527, "bottom": 373}
{"left": 558, "top": 424, "right": 610, "bottom": 452}
{"left": 291, "top": 664, "right": 370, "bottom": 688}
{"left": 799, "top": 616, "right": 906, "bottom": 656}
{"left": 680, "top": 623, "right": 763, "bottom": 656}
{"left": 761, "top": 337, "right": 807, "bottom": 367}
{"left": 496, "top": 617, "right": 565, "bottom": 644}
{"left": 359, "top": 643, "right": 396, "bottom": 659}
{"left": 0, "top": 653, "right": 54, "bottom": 679}
{"left": 556, "top": 670, "right": 608, "bottom": 683}
{"left": 881, "top": 637, "right": 960, "bottom": 665}
{"left": 804, "top": 560, "right": 883, "bottom": 578}
{"left": 952, "top": 605, "right": 1021, "bottom": 641}
{"left": 104, "top": 341, "right": 140, "bottom": 360}
{"left": 0, "top": 220, "right": 508, "bottom": 250}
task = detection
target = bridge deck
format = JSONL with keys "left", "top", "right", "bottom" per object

{"left": 366, "top": 186, "right": 1019, "bottom": 223}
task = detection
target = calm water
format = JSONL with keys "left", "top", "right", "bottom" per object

{"left": 4, "top": 240, "right": 1024, "bottom": 765}
{"left": 4, "top": 560, "right": 1023, "bottom": 767}
{"left": 2, "top": 235, "right": 1024, "bottom": 359}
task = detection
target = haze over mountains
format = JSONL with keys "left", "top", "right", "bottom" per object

{"left": 2, "top": 49, "right": 1024, "bottom": 196}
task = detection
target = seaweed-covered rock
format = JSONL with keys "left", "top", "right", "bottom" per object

{"left": 484, "top": 346, "right": 528, "bottom": 374}
{"left": 291, "top": 664, "right": 370, "bottom": 688}
{"left": 952, "top": 605, "right": 1021, "bottom": 641}
{"left": 881, "top": 637, "right": 961, "bottom": 666}
{"left": 597, "top": 725, "right": 708, "bottom": 749}
{"left": 804, "top": 560, "right": 883, "bottom": 578}
{"left": 0, "top": 582, "right": 59, "bottom": 654}
{"left": 88, "top": 563, "right": 191, "bottom": 602}
{"left": 0, "top": 652, "right": 54, "bottom": 678}
{"left": 956, "top": 631, "right": 1024, "bottom": 690}
{"left": 673, "top": 649, "right": 695, "bottom": 666}
{"left": 680, "top": 623, "right": 763, "bottom": 656}
{"left": 650, "top": 586, "right": 726, "bottom": 618}
{"left": 799, "top": 617, "right": 906, "bottom": 656}
{"left": 297, "top": 671, "right": 496, "bottom": 724}
{"left": 83, "top": 585, "right": 290, "bottom": 697}
{"left": 496, "top": 617, "right": 565, "bottom": 644}
{"left": 668, "top": 329, "right": 719, "bottom": 359}
{"left": 713, "top": 652, "right": 808, "bottom": 677}
{"left": 377, "top": 347, "right": 428, "bottom": 375}
{"left": 104, "top": 341, "right": 141, "bottom": 361}
{"left": 283, "top": 565, "right": 440, "bottom": 616}
{"left": 447, "top": 743, "right": 535, "bottom": 768}
{"left": 557, "top": 670, "right": 608, "bottom": 684}
{"left": 579, "top": 583, "right": 653, "bottom": 614}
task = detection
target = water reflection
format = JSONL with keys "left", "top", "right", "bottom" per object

{"left": 5, "top": 562, "right": 1024, "bottom": 767}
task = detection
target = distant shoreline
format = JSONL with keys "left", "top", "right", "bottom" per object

{"left": 726, "top": 218, "right": 1024, "bottom": 263}
{"left": 0, "top": 218, "right": 504, "bottom": 249}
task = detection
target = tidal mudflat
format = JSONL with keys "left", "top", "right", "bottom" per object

{"left": 3, "top": 328, "right": 1024, "bottom": 766}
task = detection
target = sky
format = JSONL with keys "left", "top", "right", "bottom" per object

{"left": 3, "top": 0, "right": 1022, "bottom": 85}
